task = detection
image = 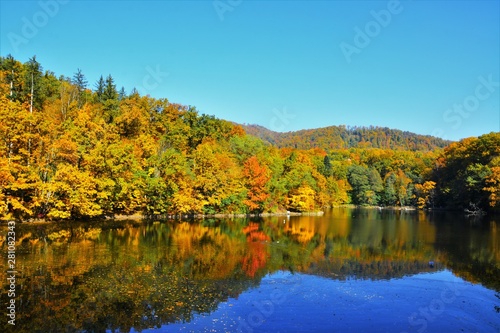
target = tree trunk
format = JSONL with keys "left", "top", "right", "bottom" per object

{"left": 30, "top": 72, "right": 34, "bottom": 113}
{"left": 10, "top": 70, "right": 14, "bottom": 97}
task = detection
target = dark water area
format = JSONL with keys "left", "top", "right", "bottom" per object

{"left": 1, "top": 208, "right": 499, "bottom": 332}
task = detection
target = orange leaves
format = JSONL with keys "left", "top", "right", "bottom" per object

{"left": 242, "top": 241, "right": 268, "bottom": 278}
{"left": 243, "top": 156, "right": 270, "bottom": 212}
{"left": 53, "top": 136, "right": 79, "bottom": 165}
{"left": 415, "top": 181, "right": 436, "bottom": 209}
{"left": 230, "top": 124, "right": 246, "bottom": 137}
{"left": 242, "top": 223, "right": 270, "bottom": 277}
{"left": 242, "top": 223, "right": 270, "bottom": 242}
{"left": 6, "top": 53, "right": 499, "bottom": 219}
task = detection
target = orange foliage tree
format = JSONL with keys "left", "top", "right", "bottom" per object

{"left": 243, "top": 156, "right": 270, "bottom": 213}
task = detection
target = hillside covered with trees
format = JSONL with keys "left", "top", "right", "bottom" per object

{"left": 241, "top": 124, "right": 451, "bottom": 151}
{"left": 0, "top": 55, "right": 499, "bottom": 220}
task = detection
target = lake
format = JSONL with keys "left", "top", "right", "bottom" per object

{"left": 1, "top": 208, "right": 499, "bottom": 332}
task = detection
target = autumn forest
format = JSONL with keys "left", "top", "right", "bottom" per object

{"left": 1, "top": 55, "right": 499, "bottom": 221}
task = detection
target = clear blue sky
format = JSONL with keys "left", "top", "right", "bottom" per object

{"left": 1, "top": 0, "right": 499, "bottom": 141}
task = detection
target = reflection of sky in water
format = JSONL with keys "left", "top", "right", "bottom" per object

{"left": 3, "top": 208, "right": 498, "bottom": 332}
{"left": 138, "top": 270, "right": 499, "bottom": 333}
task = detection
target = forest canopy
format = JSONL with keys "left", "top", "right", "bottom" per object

{"left": 241, "top": 124, "right": 451, "bottom": 151}
{"left": 0, "top": 55, "right": 499, "bottom": 220}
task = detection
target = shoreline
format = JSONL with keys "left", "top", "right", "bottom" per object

{"left": 331, "top": 205, "right": 417, "bottom": 210}
{"left": 1, "top": 210, "right": 325, "bottom": 224}
{"left": 3, "top": 205, "right": 498, "bottom": 224}
{"left": 110, "top": 210, "right": 325, "bottom": 221}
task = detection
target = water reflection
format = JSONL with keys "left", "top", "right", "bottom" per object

{"left": 1, "top": 208, "right": 498, "bottom": 332}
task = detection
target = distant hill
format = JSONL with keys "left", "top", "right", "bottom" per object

{"left": 240, "top": 124, "right": 452, "bottom": 151}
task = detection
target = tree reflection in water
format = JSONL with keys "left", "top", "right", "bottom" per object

{"left": 0, "top": 208, "right": 498, "bottom": 332}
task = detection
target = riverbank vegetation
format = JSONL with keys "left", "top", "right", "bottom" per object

{"left": 1, "top": 55, "right": 499, "bottom": 221}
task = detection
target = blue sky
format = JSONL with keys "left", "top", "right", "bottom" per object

{"left": 1, "top": 0, "right": 499, "bottom": 141}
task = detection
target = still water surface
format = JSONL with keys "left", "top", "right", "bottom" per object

{"left": 1, "top": 208, "right": 499, "bottom": 332}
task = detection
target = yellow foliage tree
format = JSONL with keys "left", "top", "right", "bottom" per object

{"left": 414, "top": 181, "right": 436, "bottom": 209}
{"left": 287, "top": 185, "right": 316, "bottom": 212}
{"left": 41, "top": 164, "right": 103, "bottom": 219}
